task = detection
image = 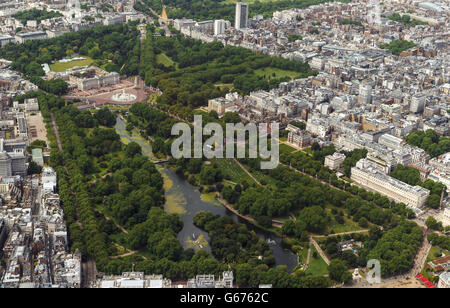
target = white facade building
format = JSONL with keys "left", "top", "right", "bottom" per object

{"left": 351, "top": 159, "right": 430, "bottom": 208}
{"left": 214, "top": 19, "right": 227, "bottom": 36}
{"left": 438, "top": 272, "right": 450, "bottom": 288}
{"left": 324, "top": 152, "right": 346, "bottom": 170}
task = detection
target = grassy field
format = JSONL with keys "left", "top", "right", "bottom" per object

{"left": 254, "top": 67, "right": 301, "bottom": 80}
{"left": 328, "top": 219, "right": 364, "bottom": 234}
{"left": 156, "top": 53, "right": 177, "bottom": 68}
{"left": 200, "top": 192, "right": 223, "bottom": 206}
{"left": 213, "top": 158, "right": 255, "bottom": 184}
{"left": 426, "top": 246, "right": 450, "bottom": 263}
{"left": 297, "top": 245, "right": 309, "bottom": 266}
{"left": 326, "top": 207, "right": 364, "bottom": 234}
{"left": 50, "top": 56, "right": 94, "bottom": 72}
{"left": 100, "top": 104, "right": 130, "bottom": 110}
{"left": 249, "top": 168, "right": 279, "bottom": 187}
{"left": 306, "top": 246, "right": 329, "bottom": 276}
{"left": 147, "top": 93, "right": 160, "bottom": 105}
{"left": 421, "top": 245, "right": 449, "bottom": 282}
{"left": 214, "top": 83, "right": 234, "bottom": 91}
{"left": 279, "top": 143, "right": 297, "bottom": 156}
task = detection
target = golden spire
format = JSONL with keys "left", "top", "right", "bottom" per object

{"left": 161, "top": 5, "right": 168, "bottom": 20}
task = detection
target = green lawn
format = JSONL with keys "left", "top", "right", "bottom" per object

{"left": 100, "top": 104, "right": 130, "bottom": 110}
{"left": 303, "top": 147, "right": 313, "bottom": 155}
{"left": 147, "top": 93, "right": 160, "bottom": 104}
{"left": 254, "top": 67, "right": 301, "bottom": 80}
{"left": 280, "top": 143, "right": 297, "bottom": 156}
{"left": 249, "top": 168, "right": 279, "bottom": 187}
{"left": 421, "top": 245, "right": 449, "bottom": 282}
{"left": 326, "top": 207, "right": 364, "bottom": 234}
{"left": 214, "top": 83, "right": 234, "bottom": 91}
{"left": 426, "top": 246, "right": 450, "bottom": 264}
{"left": 156, "top": 53, "right": 177, "bottom": 68}
{"left": 50, "top": 56, "right": 94, "bottom": 72}
{"left": 213, "top": 158, "right": 255, "bottom": 184}
{"left": 306, "top": 246, "right": 329, "bottom": 276}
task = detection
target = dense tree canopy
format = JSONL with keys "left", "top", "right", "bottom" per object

{"left": 380, "top": 40, "right": 416, "bottom": 56}
{"left": 140, "top": 32, "right": 316, "bottom": 118}
{"left": 406, "top": 130, "right": 450, "bottom": 158}
{"left": 366, "top": 221, "right": 423, "bottom": 276}
{"left": 137, "top": 0, "right": 343, "bottom": 21}
{"left": 13, "top": 9, "right": 63, "bottom": 24}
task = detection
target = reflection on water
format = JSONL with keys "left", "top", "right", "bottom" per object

{"left": 115, "top": 117, "right": 298, "bottom": 271}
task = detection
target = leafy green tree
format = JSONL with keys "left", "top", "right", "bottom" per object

{"left": 425, "top": 216, "right": 443, "bottom": 231}
{"left": 328, "top": 259, "right": 352, "bottom": 283}
{"left": 27, "top": 161, "right": 42, "bottom": 175}
{"left": 125, "top": 142, "right": 142, "bottom": 157}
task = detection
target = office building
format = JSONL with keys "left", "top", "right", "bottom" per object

{"left": 287, "top": 131, "right": 312, "bottom": 149}
{"left": 214, "top": 19, "right": 227, "bottom": 36}
{"left": 32, "top": 148, "right": 44, "bottom": 167}
{"left": 358, "top": 82, "right": 372, "bottom": 105}
{"left": 410, "top": 94, "right": 426, "bottom": 114}
{"left": 438, "top": 272, "right": 450, "bottom": 288}
{"left": 0, "top": 139, "right": 26, "bottom": 177}
{"left": 15, "top": 32, "right": 48, "bottom": 44}
{"left": 378, "top": 133, "right": 404, "bottom": 150}
{"left": 351, "top": 159, "right": 430, "bottom": 208}
{"left": 235, "top": 3, "right": 249, "bottom": 30}
{"left": 325, "top": 152, "right": 346, "bottom": 170}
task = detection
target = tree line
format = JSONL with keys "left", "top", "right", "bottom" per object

{"left": 137, "top": 0, "right": 345, "bottom": 22}
{"left": 12, "top": 9, "right": 63, "bottom": 24}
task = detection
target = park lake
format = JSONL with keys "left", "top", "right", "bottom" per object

{"left": 115, "top": 116, "right": 298, "bottom": 271}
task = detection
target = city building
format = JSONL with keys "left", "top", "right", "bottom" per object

{"left": 351, "top": 159, "right": 430, "bottom": 209}
{"left": 214, "top": 19, "right": 227, "bottom": 36}
{"left": 187, "top": 271, "right": 234, "bottom": 288}
{"left": 0, "top": 219, "right": 7, "bottom": 250}
{"left": 324, "top": 152, "right": 346, "bottom": 170}
{"left": 208, "top": 97, "right": 235, "bottom": 116}
{"left": 93, "top": 272, "right": 172, "bottom": 288}
{"left": 378, "top": 134, "right": 404, "bottom": 151}
{"left": 287, "top": 131, "right": 312, "bottom": 149}
{"left": 42, "top": 167, "right": 57, "bottom": 193}
{"left": 0, "top": 145, "right": 26, "bottom": 177}
{"left": 438, "top": 272, "right": 450, "bottom": 289}
{"left": 64, "top": 66, "right": 120, "bottom": 91}
{"left": 0, "top": 35, "right": 14, "bottom": 47}
{"left": 31, "top": 148, "right": 44, "bottom": 167}
{"left": 410, "top": 94, "right": 426, "bottom": 114}
{"left": 235, "top": 3, "right": 249, "bottom": 30}
{"left": 358, "top": 82, "right": 372, "bottom": 105}
{"left": 15, "top": 32, "right": 48, "bottom": 44}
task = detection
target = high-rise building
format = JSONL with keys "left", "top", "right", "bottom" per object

{"left": 367, "top": 0, "right": 381, "bottom": 26}
{"left": 359, "top": 82, "right": 372, "bottom": 105}
{"left": 0, "top": 139, "right": 26, "bottom": 177}
{"left": 214, "top": 19, "right": 227, "bottom": 36}
{"left": 410, "top": 93, "right": 426, "bottom": 114}
{"left": 66, "top": 0, "right": 82, "bottom": 20}
{"left": 235, "top": 3, "right": 249, "bottom": 30}
{"left": 0, "top": 152, "right": 12, "bottom": 177}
